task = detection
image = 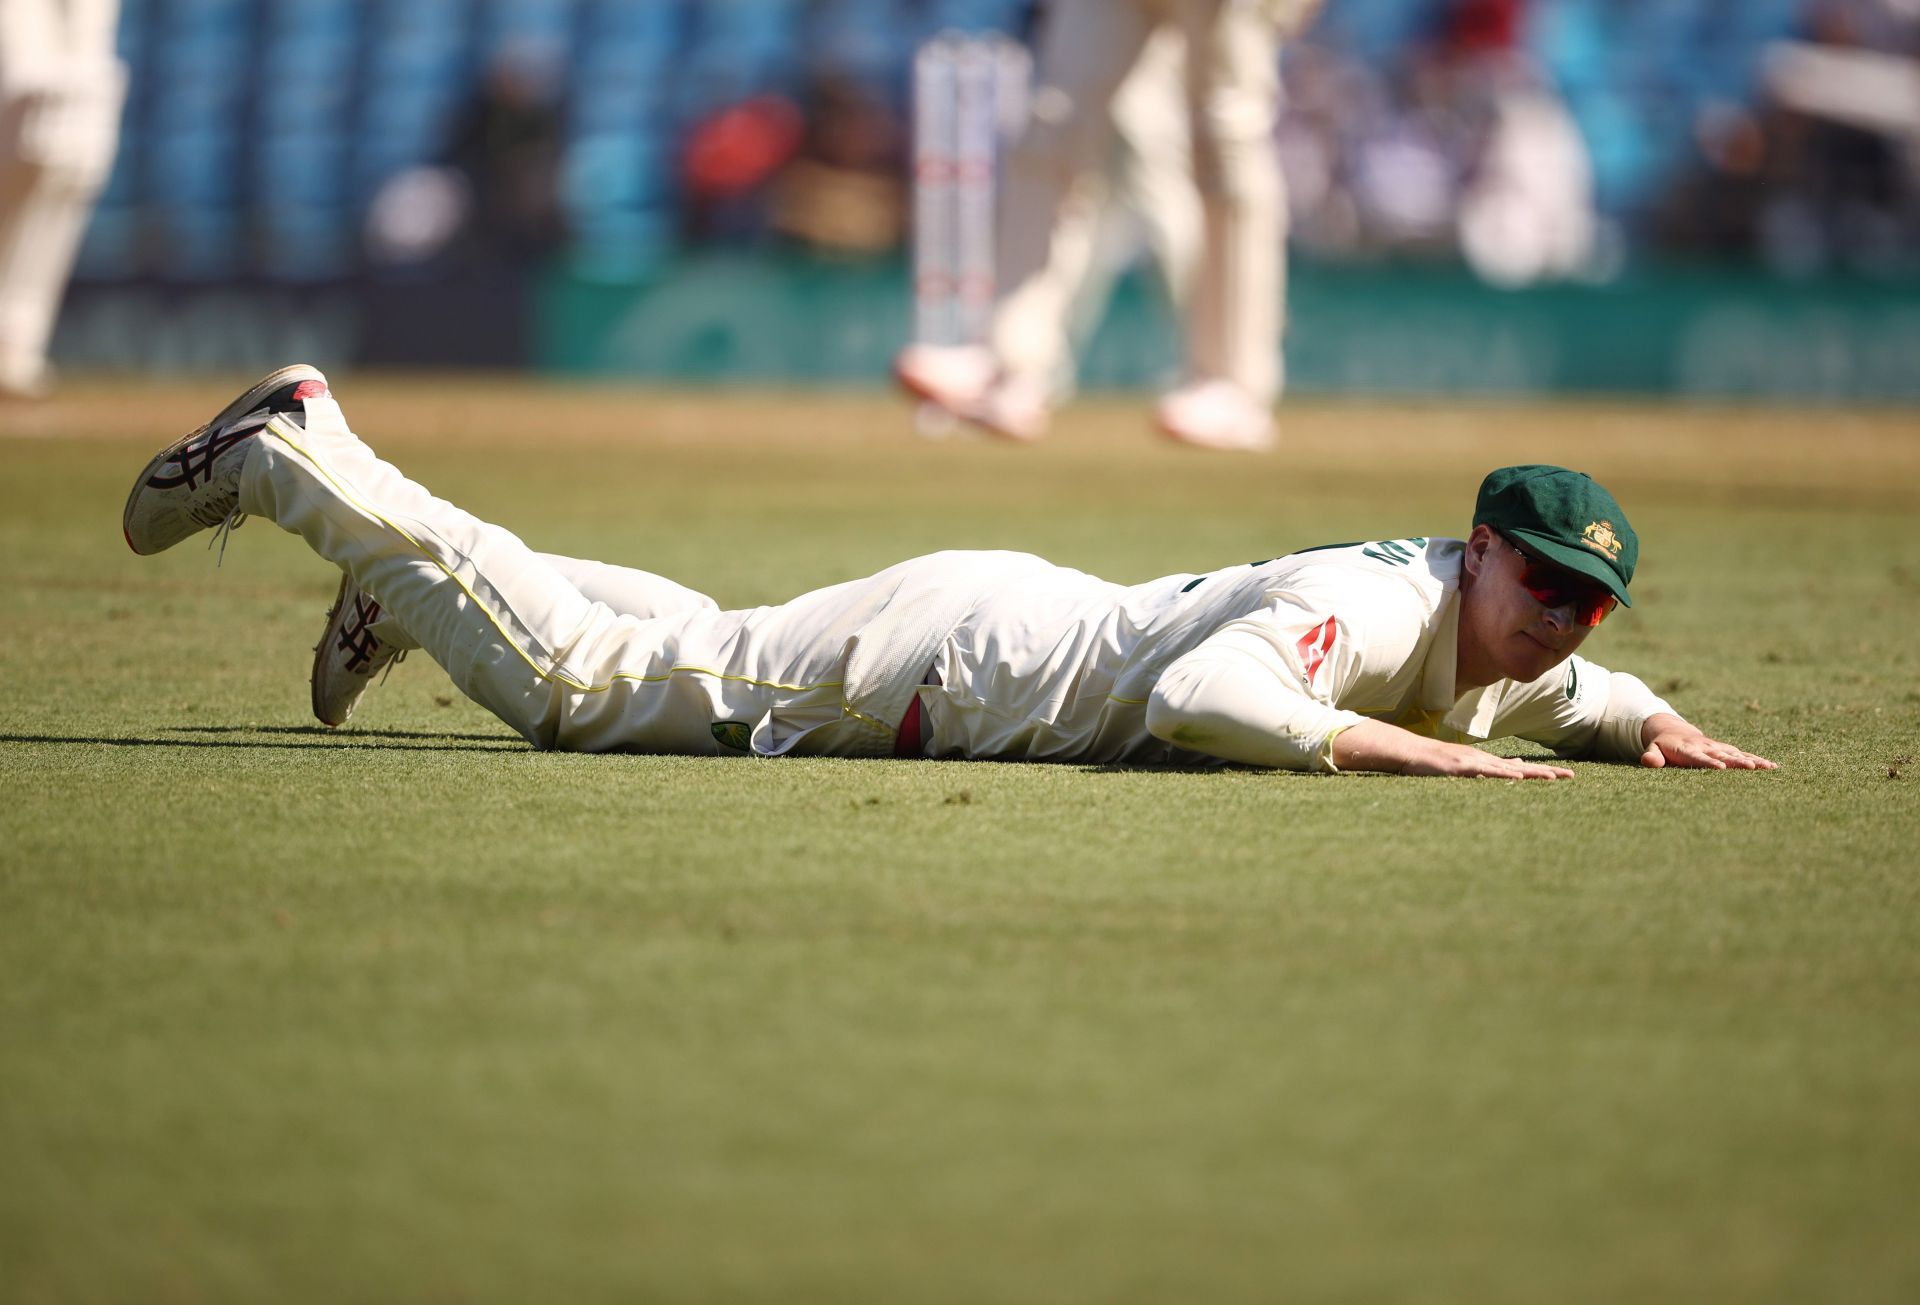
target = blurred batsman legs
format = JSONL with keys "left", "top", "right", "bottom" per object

{"left": 1089, "top": 28, "right": 1202, "bottom": 359}
{"left": 898, "top": 0, "right": 1316, "bottom": 452}
{"left": 0, "top": 0, "right": 125, "bottom": 400}
{"left": 1165, "top": 0, "right": 1287, "bottom": 448}
{"left": 992, "top": 26, "right": 1201, "bottom": 434}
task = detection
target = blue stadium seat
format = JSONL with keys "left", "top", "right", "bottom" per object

{"left": 569, "top": 66, "right": 671, "bottom": 135}
{"left": 364, "top": 29, "right": 471, "bottom": 89}
{"left": 258, "top": 204, "right": 356, "bottom": 281}
{"left": 358, "top": 88, "right": 456, "bottom": 152}
{"left": 74, "top": 206, "right": 141, "bottom": 279}
{"left": 927, "top": 0, "right": 1024, "bottom": 34}
{"left": 477, "top": 0, "right": 578, "bottom": 73}
{"left": 806, "top": 0, "right": 908, "bottom": 85}
{"left": 354, "top": 95, "right": 461, "bottom": 198}
{"left": 685, "top": 0, "right": 803, "bottom": 90}
{"left": 671, "top": 49, "right": 799, "bottom": 122}
{"left": 563, "top": 131, "right": 672, "bottom": 215}
{"left": 257, "top": 130, "right": 351, "bottom": 208}
{"left": 482, "top": 0, "right": 578, "bottom": 37}
{"left": 158, "top": 208, "right": 245, "bottom": 280}
{"left": 1311, "top": 0, "right": 1431, "bottom": 66}
{"left": 562, "top": 123, "right": 677, "bottom": 279}
{"left": 264, "top": 0, "right": 362, "bottom": 43}
{"left": 152, "top": 28, "right": 249, "bottom": 85}
{"left": 149, "top": 129, "right": 240, "bottom": 207}
{"left": 369, "top": 0, "right": 471, "bottom": 42}
{"left": 260, "top": 31, "right": 358, "bottom": 79}
{"left": 1568, "top": 87, "right": 1661, "bottom": 218}
{"left": 578, "top": 0, "right": 686, "bottom": 47}
{"left": 116, "top": 0, "right": 151, "bottom": 57}
{"left": 257, "top": 44, "right": 357, "bottom": 135}
{"left": 158, "top": 0, "right": 250, "bottom": 41}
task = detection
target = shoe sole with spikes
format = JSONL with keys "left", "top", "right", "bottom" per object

{"left": 122, "top": 363, "right": 329, "bottom": 556}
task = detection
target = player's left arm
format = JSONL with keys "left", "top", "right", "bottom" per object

{"left": 1498, "top": 657, "right": 1776, "bottom": 770}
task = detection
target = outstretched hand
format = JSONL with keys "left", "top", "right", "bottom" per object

{"left": 1331, "top": 721, "right": 1576, "bottom": 779}
{"left": 1400, "top": 743, "right": 1575, "bottom": 781}
{"left": 1639, "top": 714, "right": 1776, "bottom": 771}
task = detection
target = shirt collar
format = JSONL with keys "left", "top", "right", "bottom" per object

{"left": 1421, "top": 587, "right": 1460, "bottom": 706}
{"left": 1428, "top": 589, "right": 1507, "bottom": 739}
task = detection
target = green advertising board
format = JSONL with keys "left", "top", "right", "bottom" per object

{"left": 535, "top": 254, "right": 1920, "bottom": 400}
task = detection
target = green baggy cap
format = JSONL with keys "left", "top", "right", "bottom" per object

{"left": 1473, "top": 465, "right": 1637, "bottom": 606}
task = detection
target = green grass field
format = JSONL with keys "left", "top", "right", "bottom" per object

{"left": 4, "top": 380, "right": 1918, "bottom": 1304}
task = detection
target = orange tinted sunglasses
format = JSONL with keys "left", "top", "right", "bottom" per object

{"left": 1508, "top": 541, "right": 1618, "bottom": 627}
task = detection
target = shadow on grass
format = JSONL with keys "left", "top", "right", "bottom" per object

{"left": 1072, "top": 760, "right": 1280, "bottom": 776}
{"left": 0, "top": 728, "right": 526, "bottom": 753}
{"left": 170, "top": 724, "right": 516, "bottom": 743}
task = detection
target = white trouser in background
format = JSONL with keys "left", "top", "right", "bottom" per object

{"left": 1001, "top": 25, "right": 1201, "bottom": 401}
{"left": 994, "top": 0, "right": 1285, "bottom": 405}
{"left": 0, "top": 0, "right": 124, "bottom": 393}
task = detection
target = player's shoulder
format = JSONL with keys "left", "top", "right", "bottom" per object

{"left": 1151, "top": 538, "right": 1462, "bottom": 633}
{"left": 1219, "top": 539, "right": 1460, "bottom": 664}
{"left": 1264, "top": 537, "right": 1464, "bottom": 605}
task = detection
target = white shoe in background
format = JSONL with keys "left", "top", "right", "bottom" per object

{"left": 0, "top": 355, "right": 54, "bottom": 402}
{"left": 967, "top": 373, "right": 1051, "bottom": 443}
{"left": 895, "top": 344, "right": 1051, "bottom": 443}
{"left": 1153, "top": 379, "right": 1276, "bottom": 453}
{"left": 894, "top": 344, "right": 995, "bottom": 413}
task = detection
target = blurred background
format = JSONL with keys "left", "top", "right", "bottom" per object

{"left": 32, "top": 0, "right": 1920, "bottom": 398}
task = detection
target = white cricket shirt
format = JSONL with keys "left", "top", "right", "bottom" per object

{"left": 921, "top": 539, "right": 1673, "bottom": 770}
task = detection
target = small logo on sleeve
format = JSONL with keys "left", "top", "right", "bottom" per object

{"left": 1296, "top": 617, "right": 1339, "bottom": 689}
{"left": 1580, "top": 521, "right": 1623, "bottom": 560}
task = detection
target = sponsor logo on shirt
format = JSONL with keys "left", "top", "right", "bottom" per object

{"left": 1361, "top": 538, "right": 1426, "bottom": 567}
{"left": 1297, "top": 617, "right": 1339, "bottom": 689}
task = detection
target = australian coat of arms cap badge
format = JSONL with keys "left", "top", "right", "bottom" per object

{"left": 1580, "top": 520, "right": 1623, "bottom": 559}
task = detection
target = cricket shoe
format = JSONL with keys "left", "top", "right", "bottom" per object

{"left": 966, "top": 374, "right": 1051, "bottom": 443}
{"left": 311, "top": 572, "right": 406, "bottom": 727}
{"left": 0, "top": 357, "right": 54, "bottom": 403}
{"left": 1154, "top": 379, "right": 1276, "bottom": 453}
{"left": 894, "top": 344, "right": 1049, "bottom": 442}
{"left": 122, "top": 364, "right": 330, "bottom": 556}
{"left": 894, "top": 343, "right": 993, "bottom": 411}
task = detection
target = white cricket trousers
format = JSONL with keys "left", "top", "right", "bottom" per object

{"left": 0, "top": 0, "right": 124, "bottom": 389}
{"left": 237, "top": 393, "right": 997, "bottom": 756}
{"left": 363, "top": 552, "right": 721, "bottom": 655}
{"left": 994, "top": 0, "right": 1285, "bottom": 404}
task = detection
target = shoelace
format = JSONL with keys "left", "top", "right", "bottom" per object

{"left": 196, "top": 411, "right": 278, "bottom": 567}
{"left": 205, "top": 508, "right": 247, "bottom": 566}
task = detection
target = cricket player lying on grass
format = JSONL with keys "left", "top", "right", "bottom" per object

{"left": 122, "top": 367, "right": 1774, "bottom": 779}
